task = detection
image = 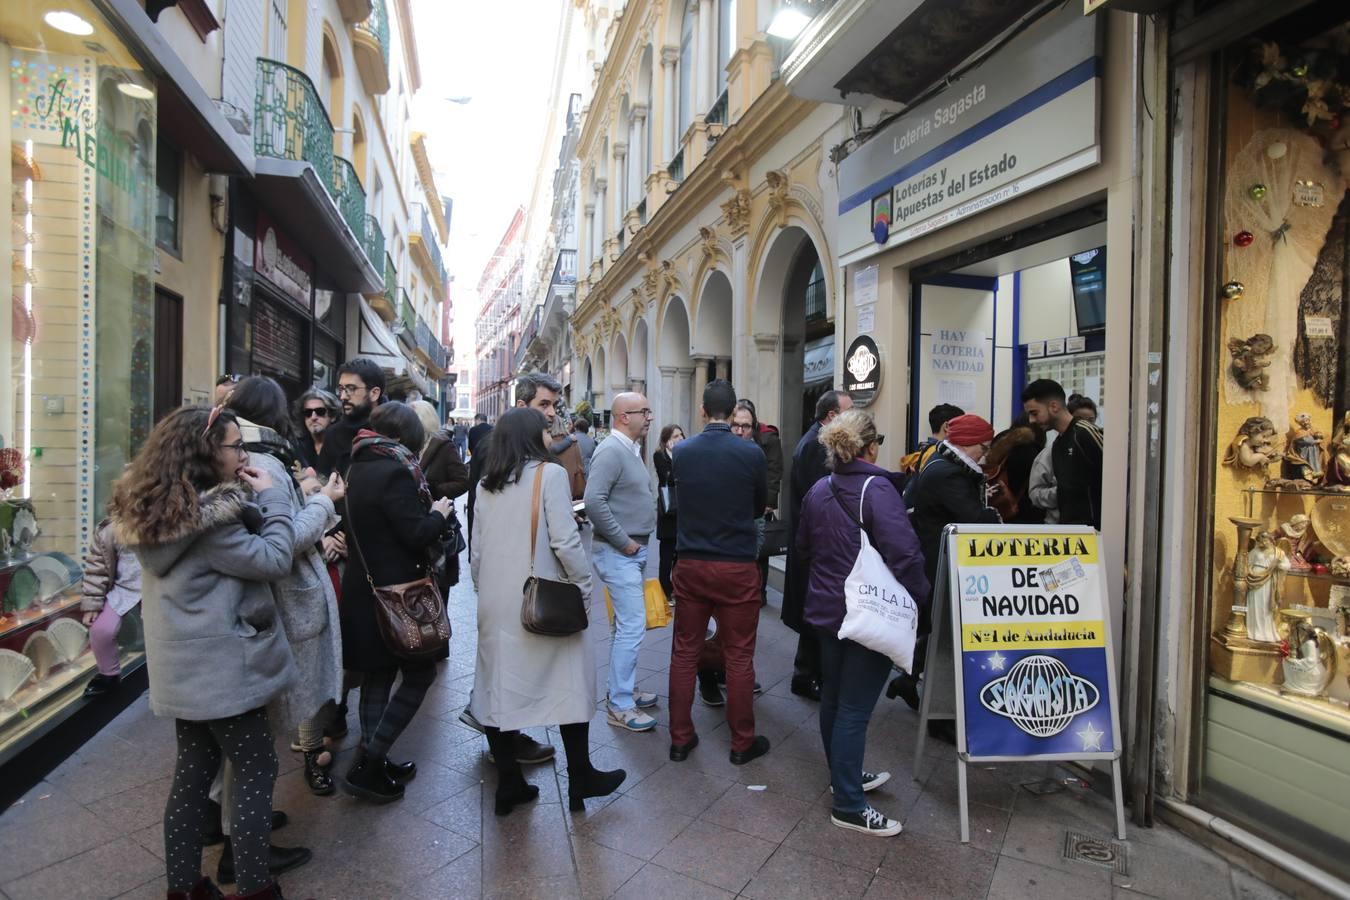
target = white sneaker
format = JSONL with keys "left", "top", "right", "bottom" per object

{"left": 829, "top": 771, "right": 891, "bottom": 794}
{"left": 458, "top": 707, "right": 485, "bottom": 734}
{"left": 830, "top": 806, "right": 902, "bottom": 837}
{"left": 607, "top": 704, "right": 657, "bottom": 732}
{"left": 635, "top": 691, "right": 659, "bottom": 709}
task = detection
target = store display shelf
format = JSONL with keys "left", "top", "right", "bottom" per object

{"left": 1285, "top": 570, "right": 1350, "bottom": 585}
{"left": 0, "top": 592, "right": 81, "bottom": 640}
{"left": 1245, "top": 486, "right": 1350, "bottom": 497}
{"left": 1208, "top": 675, "right": 1350, "bottom": 739}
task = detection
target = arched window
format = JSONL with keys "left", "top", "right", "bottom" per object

{"left": 320, "top": 28, "right": 342, "bottom": 153}
{"left": 351, "top": 107, "right": 368, "bottom": 186}
{"left": 678, "top": 2, "right": 694, "bottom": 141}
{"left": 717, "top": 0, "right": 735, "bottom": 97}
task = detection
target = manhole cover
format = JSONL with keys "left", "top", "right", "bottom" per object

{"left": 1063, "top": 831, "right": 1129, "bottom": 874}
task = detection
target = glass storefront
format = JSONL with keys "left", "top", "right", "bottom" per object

{"left": 1, "top": 1, "right": 155, "bottom": 760}
{"left": 1198, "top": 3, "right": 1350, "bottom": 876}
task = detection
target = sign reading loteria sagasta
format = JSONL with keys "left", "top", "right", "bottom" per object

{"left": 948, "top": 527, "right": 1120, "bottom": 761}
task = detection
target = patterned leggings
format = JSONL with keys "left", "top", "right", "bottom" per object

{"left": 358, "top": 663, "right": 436, "bottom": 759}
{"left": 165, "top": 708, "right": 277, "bottom": 894}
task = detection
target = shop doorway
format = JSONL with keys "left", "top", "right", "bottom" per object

{"left": 908, "top": 205, "right": 1109, "bottom": 445}
{"left": 152, "top": 288, "right": 183, "bottom": 423}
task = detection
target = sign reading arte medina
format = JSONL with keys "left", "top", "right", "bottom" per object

{"left": 950, "top": 528, "right": 1119, "bottom": 761}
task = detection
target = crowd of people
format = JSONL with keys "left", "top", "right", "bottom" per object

{"left": 98, "top": 359, "right": 1103, "bottom": 898}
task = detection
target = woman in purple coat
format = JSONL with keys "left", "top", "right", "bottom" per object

{"left": 795, "top": 410, "right": 930, "bottom": 838}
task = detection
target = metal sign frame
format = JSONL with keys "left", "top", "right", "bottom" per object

{"left": 916, "top": 523, "right": 1126, "bottom": 842}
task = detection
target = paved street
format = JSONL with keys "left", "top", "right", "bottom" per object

{"left": 1, "top": 536, "right": 1291, "bottom": 900}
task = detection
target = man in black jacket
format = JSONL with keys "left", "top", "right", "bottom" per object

{"left": 1022, "top": 379, "right": 1104, "bottom": 529}
{"left": 781, "top": 390, "right": 852, "bottom": 700}
{"left": 320, "top": 358, "right": 385, "bottom": 477}
{"left": 467, "top": 413, "right": 492, "bottom": 458}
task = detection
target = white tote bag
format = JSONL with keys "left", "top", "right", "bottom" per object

{"left": 833, "top": 477, "right": 920, "bottom": 672}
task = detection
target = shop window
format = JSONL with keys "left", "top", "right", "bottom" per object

{"left": 804, "top": 262, "right": 826, "bottom": 322}
{"left": 156, "top": 138, "right": 181, "bottom": 252}
{"left": 1196, "top": 6, "right": 1350, "bottom": 876}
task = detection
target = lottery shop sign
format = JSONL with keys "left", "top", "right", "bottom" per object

{"left": 948, "top": 528, "right": 1118, "bottom": 760}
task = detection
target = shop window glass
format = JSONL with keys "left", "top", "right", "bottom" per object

{"left": 2, "top": 7, "right": 155, "bottom": 759}
{"left": 156, "top": 138, "right": 181, "bottom": 252}
{"left": 1198, "top": 8, "right": 1350, "bottom": 877}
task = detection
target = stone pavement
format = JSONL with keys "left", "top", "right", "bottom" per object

{"left": 1, "top": 542, "right": 1293, "bottom": 900}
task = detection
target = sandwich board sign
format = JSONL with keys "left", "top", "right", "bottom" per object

{"left": 916, "top": 524, "right": 1125, "bottom": 842}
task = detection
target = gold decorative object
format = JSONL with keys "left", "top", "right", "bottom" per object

{"left": 1212, "top": 517, "right": 1283, "bottom": 685}
{"left": 1222, "top": 280, "right": 1246, "bottom": 299}
{"left": 1311, "top": 495, "right": 1350, "bottom": 559}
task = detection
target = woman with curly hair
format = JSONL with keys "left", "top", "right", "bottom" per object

{"left": 109, "top": 405, "right": 298, "bottom": 900}
{"left": 795, "top": 410, "right": 929, "bottom": 838}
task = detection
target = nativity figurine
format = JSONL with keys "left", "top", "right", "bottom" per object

{"left": 1224, "top": 416, "right": 1281, "bottom": 471}
{"left": 1243, "top": 532, "right": 1287, "bottom": 644}
{"left": 1280, "top": 413, "right": 1326, "bottom": 484}
{"left": 1325, "top": 412, "right": 1350, "bottom": 490}
{"left": 1281, "top": 619, "right": 1335, "bottom": 697}
{"left": 1228, "top": 333, "right": 1275, "bottom": 390}
{"left": 1278, "top": 514, "right": 1314, "bottom": 571}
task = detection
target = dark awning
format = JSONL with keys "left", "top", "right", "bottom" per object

{"left": 252, "top": 158, "right": 383, "bottom": 295}
{"left": 95, "top": 0, "right": 255, "bottom": 176}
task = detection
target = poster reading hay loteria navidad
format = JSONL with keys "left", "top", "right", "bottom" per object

{"left": 949, "top": 527, "right": 1119, "bottom": 761}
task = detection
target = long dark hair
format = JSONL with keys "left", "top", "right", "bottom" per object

{"left": 226, "top": 375, "right": 294, "bottom": 440}
{"left": 480, "top": 408, "right": 551, "bottom": 493}
{"left": 658, "top": 424, "right": 684, "bottom": 451}
{"left": 370, "top": 401, "right": 425, "bottom": 455}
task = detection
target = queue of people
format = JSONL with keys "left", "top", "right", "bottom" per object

{"left": 111, "top": 359, "right": 1104, "bottom": 898}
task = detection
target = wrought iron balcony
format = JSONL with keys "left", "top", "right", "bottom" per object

{"left": 370, "top": 252, "right": 398, "bottom": 320}
{"left": 707, "top": 90, "right": 728, "bottom": 126}
{"left": 352, "top": 0, "right": 391, "bottom": 94}
{"left": 411, "top": 204, "right": 448, "bottom": 290}
{"left": 399, "top": 288, "right": 416, "bottom": 335}
{"left": 254, "top": 58, "right": 334, "bottom": 190}
{"left": 364, "top": 215, "right": 385, "bottom": 282}
{"left": 333, "top": 157, "right": 366, "bottom": 244}
{"left": 667, "top": 147, "right": 685, "bottom": 184}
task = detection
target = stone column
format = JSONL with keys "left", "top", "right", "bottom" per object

{"left": 676, "top": 366, "right": 696, "bottom": 432}
{"left": 698, "top": 0, "right": 714, "bottom": 111}
{"left": 752, "top": 333, "right": 781, "bottom": 427}
{"left": 595, "top": 176, "right": 608, "bottom": 261}
{"left": 691, "top": 357, "right": 711, "bottom": 413}
{"left": 658, "top": 365, "right": 679, "bottom": 431}
{"left": 631, "top": 104, "right": 648, "bottom": 198}
{"left": 661, "top": 47, "right": 679, "bottom": 161}
{"left": 583, "top": 202, "right": 596, "bottom": 270}
{"left": 612, "top": 142, "right": 628, "bottom": 228}
{"left": 714, "top": 357, "right": 730, "bottom": 382}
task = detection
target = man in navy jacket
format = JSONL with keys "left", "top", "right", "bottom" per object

{"left": 667, "top": 380, "right": 771, "bottom": 766}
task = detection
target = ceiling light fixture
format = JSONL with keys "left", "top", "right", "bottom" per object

{"left": 117, "top": 82, "right": 154, "bottom": 100}
{"left": 43, "top": 10, "right": 95, "bottom": 36}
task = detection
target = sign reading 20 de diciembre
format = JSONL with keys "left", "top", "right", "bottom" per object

{"left": 950, "top": 528, "right": 1117, "bottom": 760}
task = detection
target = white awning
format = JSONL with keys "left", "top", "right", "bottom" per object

{"left": 357, "top": 298, "right": 405, "bottom": 372}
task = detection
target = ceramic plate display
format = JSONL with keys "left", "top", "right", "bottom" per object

{"left": 22, "top": 630, "right": 58, "bottom": 680}
{"left": 0, "top": 648, "right": 35, "bottom": 701}
{"left": 28, "top": 553, "right": 81, "bottom": 602}
{"left": 1311, "top": 495, "right": 1350, "bottom": 559}
{"left": 47, "top": 618, "right": 90, "bottom": 662}
{"left": 2, "top": 564, "right": 39, "bottom": 614}
{"left": 10, "top": 506, "right": 38, "bottom": 551}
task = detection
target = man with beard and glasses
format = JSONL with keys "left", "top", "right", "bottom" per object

{"left": 319, "top": 358, "right": 385, "bottom": 478}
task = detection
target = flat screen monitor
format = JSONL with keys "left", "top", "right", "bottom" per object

{"left": 1069, "top": 247, "right": 1106, "bottom": 335}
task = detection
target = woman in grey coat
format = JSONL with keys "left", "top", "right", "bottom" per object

{"left": 109, "top": 405, "right": 296, "bottom": 900}
{"left": 228, "top": 377, "right": 345, "bottom": 796}
{"left": 471, "top": 408, "right": 625, "bottom": 816}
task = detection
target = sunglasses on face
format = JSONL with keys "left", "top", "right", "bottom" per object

{"left": 303, "top": 407, "right": 330, "bottom": 419}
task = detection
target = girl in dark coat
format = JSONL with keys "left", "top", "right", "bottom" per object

{"left": 795, "top": 410, "right": 929, "bottom": 837}
{"left": 653, "top": 424, "right": 685, "bottom": 600}
{"left": 340, "top": 402, "right": 453, "bottom": 804}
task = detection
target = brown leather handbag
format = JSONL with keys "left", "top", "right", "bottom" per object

{"left": 345, "top": 489, "right": 451, "bottom": 662}
{"left": 520, "top": 465, "right": 589, "bottom": 636}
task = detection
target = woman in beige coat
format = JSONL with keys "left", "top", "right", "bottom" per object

{"left": 470, "top": 407, "right": 625, "bottom": 816}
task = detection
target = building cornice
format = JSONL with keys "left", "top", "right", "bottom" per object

{"left": 410, "top": 132, "right": 448, "bottom": 242}
{"left": 392, "top": 0, "right": 422, "bottom": 92}
{"left": 577, "top": 1, "right": 651, "bottom": 160}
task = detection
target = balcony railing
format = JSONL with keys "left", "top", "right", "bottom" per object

{"left": 255, "top": 58, "right": 334, "bottom": 190}
{"left": 805, "top": 274, "right": 827, "bottom": 322}
{"left": 416, "top": 315, "right": 435, "bottom": 357}
{"left": 353, "top": 0, "right": 389, "bottom": 66}
{"left": 557, "top": 248, "right": 577, "bottom": 285}
{"left": 399, "top": 288, "right": 416, "bottom": 336}
{"left": 667, "top": 147, "right": 684, "bottom": 184}
{"left": 419, "top": 204, "right": 448, "bottom": 288}
{"left": 707, "top": 90, "right": 728, "bottom": 126}
{"left": 364, "top": 215, "right": 385, "bottom": 281}
{"left": 333, "top": 157, "right": 366, "bottom": 242}
{"left": 637, "top": 198, "right": 647, "bottom": 227}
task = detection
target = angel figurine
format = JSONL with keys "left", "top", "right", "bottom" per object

{"left": 1243, "top": 532, "right": 1286, "bottom": 643}
{"left": 1281, "top": 620, "right": 1334, "bottom": 697}
{"left": 1278, "top": 515, "right": 1313, "bottom": 571}
{"left": 1224, "top": 417, "right": 1282, "bottom": 471}
{"left": 1281, "top": 413, "right": 1326, "bottom": 484}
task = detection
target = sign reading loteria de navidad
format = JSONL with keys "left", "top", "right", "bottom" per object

{"left": 948, "top": 526, "right": 1120, "bottom": 761}
{"left": 838, "top": 4, "right": 1102, "bottom": 262}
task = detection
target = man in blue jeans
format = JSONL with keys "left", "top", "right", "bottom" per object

{"left": 585, "top": 391, "right": 659, "bottom": 732}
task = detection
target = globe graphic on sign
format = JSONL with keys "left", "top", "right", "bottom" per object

{"left": 979, "top": 654, "right": 1099, "bottom": 738}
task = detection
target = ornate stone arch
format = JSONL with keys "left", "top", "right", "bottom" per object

{"left": 746, "top": 178, "right": 835, "bottom": 333}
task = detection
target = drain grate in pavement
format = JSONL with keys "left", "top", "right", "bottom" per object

{"left": 1063, "top": 831, "right": 1129, "bottom": 875}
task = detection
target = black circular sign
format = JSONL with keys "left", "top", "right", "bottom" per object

{"left": 844, "top": 335, "right": 881, "bottom": 407}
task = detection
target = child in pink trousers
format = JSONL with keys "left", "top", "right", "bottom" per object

{"left": 80, "top": 517, "right": 142, "bottom": 697}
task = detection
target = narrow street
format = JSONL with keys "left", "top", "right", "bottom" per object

{"left": 1, "top": 535, "right": 1288, "bottom": 900}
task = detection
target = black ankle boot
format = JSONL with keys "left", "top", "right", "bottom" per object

{"left": 567, "top": 767, "right": 626, "bottom": 812}
{"left": 303, "top": 750, "right": 334, "bottom": 796}
{"left": 384, "top": 759, "right": 417, "bottom": 784}
{"left": 215, "top": 838, "right": 312, "bottom": 885}
{"left": 493, "top": 775, "right": 540, "bottom": 816}
{"left": 342, "top": 755, "right": 404, "bottom": 804}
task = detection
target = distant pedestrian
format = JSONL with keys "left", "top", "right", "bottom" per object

{"left": 79, "top": 516, "right": 141, "bottom": 698}
{"left": 468, "top": 412, "right": 492, "bottom": 457}
{"left": 320, "top": 358, "right": 385, "bottom": 478}
{"left": 453, "top": 418, "right": 470, "bottom": 458}
{"left": 667, "top": 380, "right": 770, "bottom": 766}
{"left": 796, "top": 410, "right": 928, "bottom": 836}
{"left": 293, "top": 388, "right": 341, "bottom": 474}
{"left": 652, "top": 424, "right": 685, "bottom": 601}
{"left": 109, "top": 405, "right": 296, "bottom": 900}
{"left": 585, "top": 391, "right": 659, "bottom": 733}
{"left": 470, "top": 408, "right": 626, "bottom": 815}
{"left": 782, "top": 390, "right": 853, "bottom": 701}
{"left": 738, "top": 398, "right": 783, "bottom": 605}
{"left": 573, "top": 414, "right": 597, "bottom": 477}
{"left": 549, "top": 409, "right": 588, "bottom": 500}
{"left": 900, "top": 403, "right": 964, "bottom": 476}
{"left": 413, "top": 401, "right": 470, "bottom": 502}
{"left": 340, "top": 401, "right": 454, "bottom": 804}
{"left": 1067, "top": 393, "right": 1099, "bottom": 424}
{"left": 1022, "top": 379, "right": 1103, "bottom": 529}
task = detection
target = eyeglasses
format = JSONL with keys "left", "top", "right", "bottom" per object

{"left": 303, "top": 407, "right": 330, "bottom": 419}
{"left": 876, "top": 435, "right": 887, "bottom": 446}
{"left": 335, "top": 383, "right": 366, "bottom": 397}
{"left": 620, "top": 409, "right": 654, "bottom": 419}
{"left": 730, "top": 423, "right": 753, "bottom": 432}
{"left": 220, "top": 440, "right": 247, "bottom": 455}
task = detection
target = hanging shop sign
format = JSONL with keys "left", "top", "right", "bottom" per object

{"left": 254, "top": 212, "right": 314, "bottom": 311}
{"left": 915, "top": 524, "right": 1126, "bottom": 843}
{"left": 837, "top": 5, "right": 1101, "bottom": 257}
{"left": 803, "top": 336, "right": 835, "bottom": 385}
{"left": 843, "top": 336, "right": 881, "bottom": 407}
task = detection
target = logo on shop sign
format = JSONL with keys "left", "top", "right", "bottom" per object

{"left": 843, "top": 335, "right": 882, "bottom": 407}
{"left": 978, "top": 654, "right": 1099, "bottom": 738}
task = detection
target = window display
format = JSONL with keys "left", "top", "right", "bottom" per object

{"left": 2, "top": 2, "right": 156, "bottom": 761}
{"left": 1201, "top": 10, "right": 1350, "bottom": 873}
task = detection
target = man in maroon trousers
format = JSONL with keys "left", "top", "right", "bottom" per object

{"left": 667, "top": 380, "right": 771, "bottom": 765}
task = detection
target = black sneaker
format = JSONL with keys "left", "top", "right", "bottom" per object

{"left": 82, "top": 673, "right": 119, "bottom": 698}
{"left": 514, "top": 733, "right": 557, "bottom": 765}
{"left": 790, "top": 677, "right": 821, "bottom": 701}
{"left": 698, "top": 676, "right": 724, "bottom": 707}
{"left": 830, "top": 806, "right": 902, "bottom": 837}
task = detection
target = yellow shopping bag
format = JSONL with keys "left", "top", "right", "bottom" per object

{"left": 604, "top": 579, "right": 672, "bottom": 630}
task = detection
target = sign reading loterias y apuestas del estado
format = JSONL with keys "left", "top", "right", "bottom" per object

{"left": 950, "top": 529, "right": 1118, "bottom": 760}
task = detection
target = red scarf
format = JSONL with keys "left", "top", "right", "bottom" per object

{"left": 352, "top": 429, "right": 433, "bottom": 509}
